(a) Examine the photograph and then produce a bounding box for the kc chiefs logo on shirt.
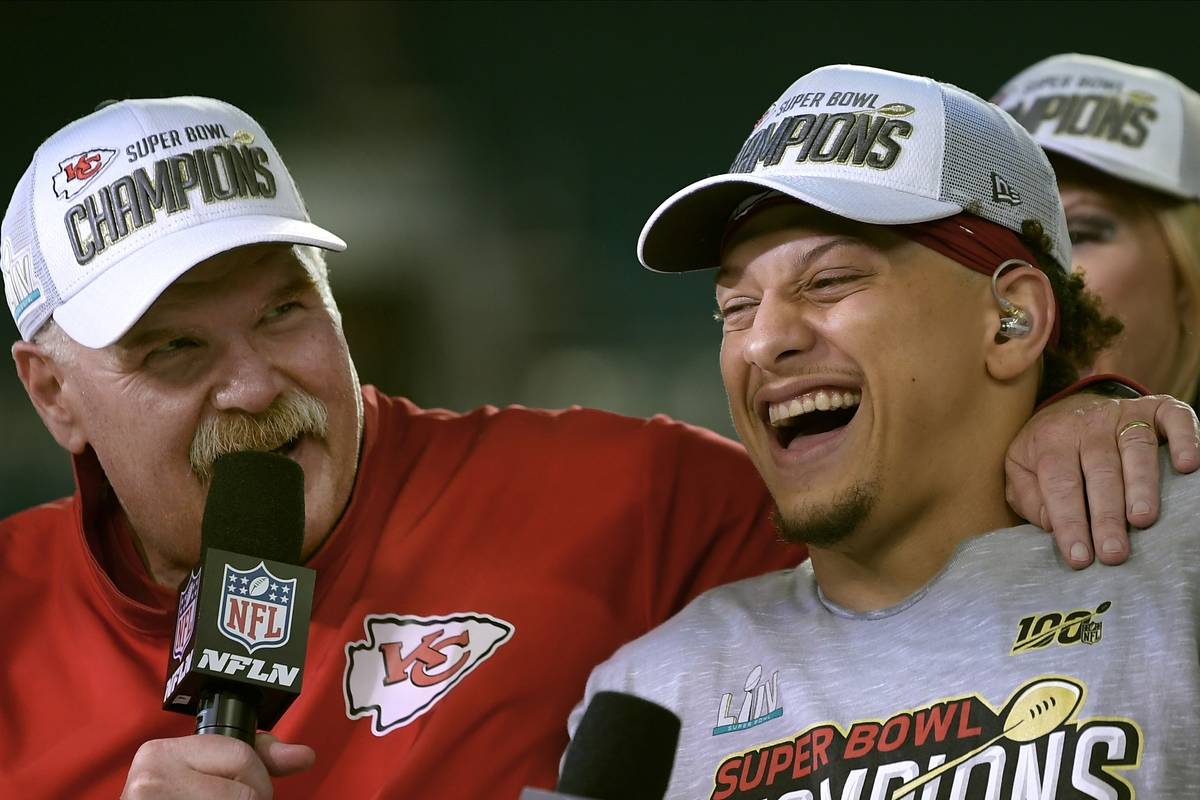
[343,612,515,734]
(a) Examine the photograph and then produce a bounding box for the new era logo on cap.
[1,96,346,348]
[996,54,1200,200]
[991,173,1023,206]
[637,64,1070,275]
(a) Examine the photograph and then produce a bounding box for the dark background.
[2,0,1197,514]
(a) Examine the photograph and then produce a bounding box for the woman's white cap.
[995,53,1200,200]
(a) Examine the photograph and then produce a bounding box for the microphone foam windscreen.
[200,451,305,564]
[558,691,681,800]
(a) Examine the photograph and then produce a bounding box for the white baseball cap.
[1,96,346,348]
[638,64,1071,274]
[995,54,1200,201]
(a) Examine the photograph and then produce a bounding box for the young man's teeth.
[769,390,862,426]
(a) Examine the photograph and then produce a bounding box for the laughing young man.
[570,65,1200,798]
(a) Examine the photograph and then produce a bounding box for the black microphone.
[162,451,316,745]
[543,691,681,800]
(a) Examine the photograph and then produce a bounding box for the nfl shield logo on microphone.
[218,562,297,654]
[172,569,201,660]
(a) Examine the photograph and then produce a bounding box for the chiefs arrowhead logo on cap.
[51,148,117,200]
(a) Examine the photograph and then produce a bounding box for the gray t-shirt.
[571,462,1199,799]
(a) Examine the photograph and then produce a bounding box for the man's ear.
[984,263,1056,382]
[12,340,89,454]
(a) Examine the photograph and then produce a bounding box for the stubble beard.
[772,481,880,549]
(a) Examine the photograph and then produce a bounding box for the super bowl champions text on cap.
[994,54,1200,202]
[62,122,275,265]
[1000,71,1157,148]
[729,90,914,174]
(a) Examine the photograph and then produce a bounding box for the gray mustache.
[190,391,329,481]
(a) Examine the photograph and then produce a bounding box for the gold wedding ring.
[1118,419,1155,439]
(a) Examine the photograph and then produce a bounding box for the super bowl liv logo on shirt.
[729,91,915,175]
[1002,73,1158,148]
[714,664,783,736]
[709,676,1142,800]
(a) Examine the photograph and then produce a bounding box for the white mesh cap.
[0,97,346,348]
[638,64,1070,274]
[995,54,1200,200]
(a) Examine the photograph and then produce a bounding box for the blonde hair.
[1152,202,1200,401]
[32,317,73,363]
[291,243,343,328]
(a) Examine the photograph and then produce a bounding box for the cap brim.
[53,215,347,349]
[1041,141,1194,200]
[637,173,962,273]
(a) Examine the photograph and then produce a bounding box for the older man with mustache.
[0,96,807,800]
